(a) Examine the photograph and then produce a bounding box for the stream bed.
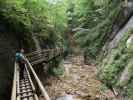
[43,55,117,100]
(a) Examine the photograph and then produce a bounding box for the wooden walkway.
[26,48,63,65]
[11,48,63,100]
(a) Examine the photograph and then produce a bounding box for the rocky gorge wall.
[98,1,133,99]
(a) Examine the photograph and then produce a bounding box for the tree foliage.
[0,0,68,48]
[73,0,122,59]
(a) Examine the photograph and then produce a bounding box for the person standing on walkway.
[15,48,26,79]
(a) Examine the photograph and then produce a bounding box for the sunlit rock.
[119,67,130,86]
[126,34,133,52]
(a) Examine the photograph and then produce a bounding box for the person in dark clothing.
[15,49,26,79]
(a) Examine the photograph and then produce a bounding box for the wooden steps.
[18,68,39,100]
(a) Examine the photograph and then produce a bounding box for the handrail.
[27,48,63,60]
[28,51,52,61]
[26,48,62,57]
[16,63,20,100]
[25,65,39,100]
[25,57,51,100]
[11,63,17,100]
[11,48,63,100]
[27,49,63,65]
[26,49,53,57]
[27,53,48,60]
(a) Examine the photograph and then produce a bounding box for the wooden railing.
[11,63,17,100]
[26,48,63,65]
[25,57,51,100]
[11,59,51,100]
[11,62,21,100]
[11,48,63,100]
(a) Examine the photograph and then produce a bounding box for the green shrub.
[74,1,121,60]
[52,66,64,76]
[99,29,132,85]
[127,80,133,100]
[48,58,64,76]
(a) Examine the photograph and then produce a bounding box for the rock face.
[0,33,19,100]
[103,1,133,53]
[108,16,133,51]
[99,2,133,99]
